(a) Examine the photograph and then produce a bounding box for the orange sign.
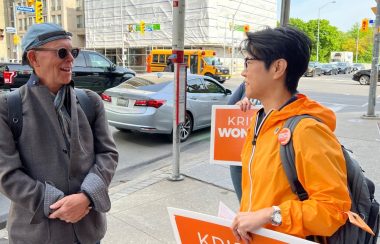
[210,105,258,165]
[168,207,316,244]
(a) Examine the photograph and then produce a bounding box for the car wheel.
[179,112,193,142]
[358,75,370,85]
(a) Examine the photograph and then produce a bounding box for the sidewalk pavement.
[0,111,379,243]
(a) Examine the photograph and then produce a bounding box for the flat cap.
[22,23,72,64]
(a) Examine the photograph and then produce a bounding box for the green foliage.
[289,18,373,63]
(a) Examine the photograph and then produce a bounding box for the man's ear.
[26,50,39,68]
[273,59,287,80]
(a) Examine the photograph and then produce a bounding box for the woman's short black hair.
[240,26,312,94]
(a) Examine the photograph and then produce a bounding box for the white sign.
[5,27,16,34]
[16,6,35,13]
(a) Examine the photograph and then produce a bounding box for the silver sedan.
[102,72,232,141]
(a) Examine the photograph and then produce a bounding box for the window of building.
[51,15,55,23]
[77,15,84,28]
[44,16,47,23]
[56,0,61,10]
[76,0,83,10]
[24,18,28,30]
[28,17,33,26]
[51,0,57,11]
[18,19,23,31]
[56,15,61,25]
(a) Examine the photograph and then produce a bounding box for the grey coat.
[0,75,118,244]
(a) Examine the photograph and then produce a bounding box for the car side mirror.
[109,64,117,71]
[225,88,232,95]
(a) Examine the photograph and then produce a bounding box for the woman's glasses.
[31,47,80,59]
[244,57,259,70]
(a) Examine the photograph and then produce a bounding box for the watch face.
[273,212,282,224]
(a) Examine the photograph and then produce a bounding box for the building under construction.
[84,0,277,73]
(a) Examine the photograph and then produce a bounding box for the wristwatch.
[271,206,282,226]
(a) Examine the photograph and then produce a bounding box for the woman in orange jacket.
[231,26,351,243]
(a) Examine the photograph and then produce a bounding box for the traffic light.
[361,18,369,32]
[13,34,20,45]
[27,0,35,7]
[243,24,250,32]
[35,0,43,24]
[0,28,4,41]
[140,20,145,34]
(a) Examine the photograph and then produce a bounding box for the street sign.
[370,19,375,25]
[5,27,16,33]
[16,6,35,13]
[372,6,377,14]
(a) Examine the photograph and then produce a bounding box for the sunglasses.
[244,57,260,70]
[31,47,80,59]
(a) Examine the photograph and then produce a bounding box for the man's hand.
[49,193,92,223]
[236,97,252,112]
[231,207,273,244]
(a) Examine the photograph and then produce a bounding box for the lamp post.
[230,0,243,74]
[316,1,335,62]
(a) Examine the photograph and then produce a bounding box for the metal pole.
[230,0,243,74]
[169,0,185,181]
[317,10,320,62]
[355,25,359,63]
[365,0,380,117]
[13,2,19,61]
[279,0,291,26]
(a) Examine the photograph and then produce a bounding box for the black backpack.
[280,115,379,244]
[6,88,95,143]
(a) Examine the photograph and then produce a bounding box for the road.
[1,73,380,228]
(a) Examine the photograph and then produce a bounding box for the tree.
[290,18,342,62]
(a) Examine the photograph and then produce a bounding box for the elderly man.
[0,23,118,243]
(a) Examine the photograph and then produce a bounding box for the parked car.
[304,62,322,77]
[0,63,33,89]
[321,63,338,75]
[352,67,380,85]
[0,50,136,94]
[103,72,232,141]
[336,62,352,74]
[352,63,366,72]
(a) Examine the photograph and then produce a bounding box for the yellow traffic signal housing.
[243,24,250,32]
[13,34,20,45]
[35,1,44,24]
[140,21,145,34]
[361,18,369,32]
[27,0,35,7]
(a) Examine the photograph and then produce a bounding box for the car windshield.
[203,57,222,65]
[322,64,332,68]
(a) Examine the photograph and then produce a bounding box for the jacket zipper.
[247,110,272,212]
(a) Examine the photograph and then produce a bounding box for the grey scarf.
[54,85,71,153]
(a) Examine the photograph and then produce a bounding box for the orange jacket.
[240,94,351,238]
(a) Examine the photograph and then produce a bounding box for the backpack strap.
[7,90,23,143]
[74,88,96,127]
[280,114,319,201]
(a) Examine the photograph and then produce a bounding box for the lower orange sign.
[210,105,258,165]
[168,207,316,244]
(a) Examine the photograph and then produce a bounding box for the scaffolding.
[84,0,277,73]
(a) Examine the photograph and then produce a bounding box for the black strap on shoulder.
[280,114,319,201]
[74,88,96,127]
[7,90,23,143]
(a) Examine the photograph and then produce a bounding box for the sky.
[277,0,375,32]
